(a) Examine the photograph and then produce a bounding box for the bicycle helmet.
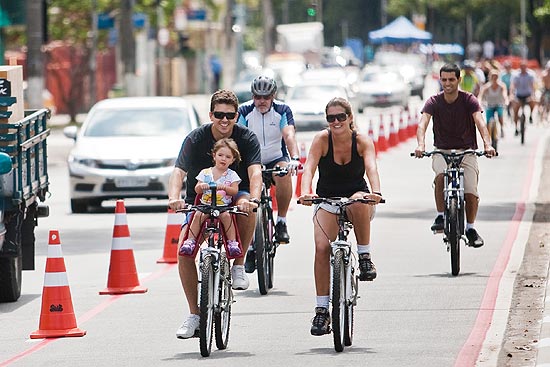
[251,75,277,96]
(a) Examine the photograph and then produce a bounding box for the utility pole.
[26,0,45,109]
[120,0,136,95]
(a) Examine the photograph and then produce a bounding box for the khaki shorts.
[432,150,479,197]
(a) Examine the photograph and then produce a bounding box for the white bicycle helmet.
[251,75,277,96]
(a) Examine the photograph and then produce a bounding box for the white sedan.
[63,97,200,213]
[357,69,411,112]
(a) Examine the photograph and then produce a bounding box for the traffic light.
[307,2,317,19]
[178,33,190,55]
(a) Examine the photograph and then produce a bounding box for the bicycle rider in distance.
[414,63,496,248]
[297,97,383,336]
[540,61,550,123]
[510,59,537,134]
[238,75,300,272]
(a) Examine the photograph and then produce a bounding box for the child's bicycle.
[178,183,248,357]
[298,196,384,352]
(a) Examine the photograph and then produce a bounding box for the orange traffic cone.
[407,113,415,138]
[100,200,147,295]
[30,230,86,339]
[398,114,408,142]
[388,116,399,147]
[377,115,388,152]
[157,208,184,264]
[367,120,378,156]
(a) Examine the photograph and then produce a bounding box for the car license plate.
[114,177,149,188]
[376,96,388,103]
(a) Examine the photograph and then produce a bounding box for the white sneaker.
[176,314,200,339]
[231,265,249,290]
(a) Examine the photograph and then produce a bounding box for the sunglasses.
[253,95,272,100]
[213,111,237,120]
[326,113,348,123]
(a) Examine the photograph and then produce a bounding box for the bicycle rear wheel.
[214,254,232,350]
[331,249,346,352]
[448,198,460,276]
[255,208,271,295]
[199,255,215,357]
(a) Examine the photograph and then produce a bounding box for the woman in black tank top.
[297,97,384,334]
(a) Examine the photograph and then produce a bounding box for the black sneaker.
[358,253,377,281]
[275,221,290,244]
[431,215,444,232]
[310,307,331,336]
[244,249,256,273]
[465,228,484,248]
[515,129,519,136]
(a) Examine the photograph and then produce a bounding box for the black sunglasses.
[326,113,348,123]
[213,111,237,120]
[253,95,272,100]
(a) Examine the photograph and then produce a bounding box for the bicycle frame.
[441,155,466,243]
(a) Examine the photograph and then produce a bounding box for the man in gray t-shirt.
[511,61,537,131]
[414,63,496,248]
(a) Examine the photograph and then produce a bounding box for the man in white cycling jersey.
[238,75,300,272]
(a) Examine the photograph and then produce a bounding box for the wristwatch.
[249,198,261,205]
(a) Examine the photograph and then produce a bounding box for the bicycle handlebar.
[262,165,291,177]
[176,204,248,217]
[297,196,385,206]
[410,149,498,158]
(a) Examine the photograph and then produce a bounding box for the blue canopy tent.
[368,16,432,44]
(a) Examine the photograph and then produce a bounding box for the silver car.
[63,97,200,213]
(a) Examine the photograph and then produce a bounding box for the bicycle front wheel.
[255,209,270,295]
[199,255,215,357]
[344,266,356,347]
[331,249,346,352]
[448,197,460,276]
[214,254,232,350]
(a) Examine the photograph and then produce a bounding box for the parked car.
[356,67,411,112]
[285,81,353,131]
[63,97,200,213]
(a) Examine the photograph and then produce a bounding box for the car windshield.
[84,108,191,137]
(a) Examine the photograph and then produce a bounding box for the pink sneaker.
[226,240,242,257]
[179,239,196,256]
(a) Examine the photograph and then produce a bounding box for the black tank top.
[316,130,369,197]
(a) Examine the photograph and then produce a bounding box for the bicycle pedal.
[432,229,444,234]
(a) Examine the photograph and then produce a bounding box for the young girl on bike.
[297,97,383,336]
[179,138,243,257]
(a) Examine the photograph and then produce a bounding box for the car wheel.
[71,199,88,213]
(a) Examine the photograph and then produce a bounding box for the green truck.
[0,108,50,302]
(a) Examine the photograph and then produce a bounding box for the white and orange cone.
[100,200,147,295]
[157,208,185,264]
[30,230,86,339]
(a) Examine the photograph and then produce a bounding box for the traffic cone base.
[100,200,148,295]
[30,230,86,339]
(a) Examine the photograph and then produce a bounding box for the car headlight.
[69,156,99,168]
